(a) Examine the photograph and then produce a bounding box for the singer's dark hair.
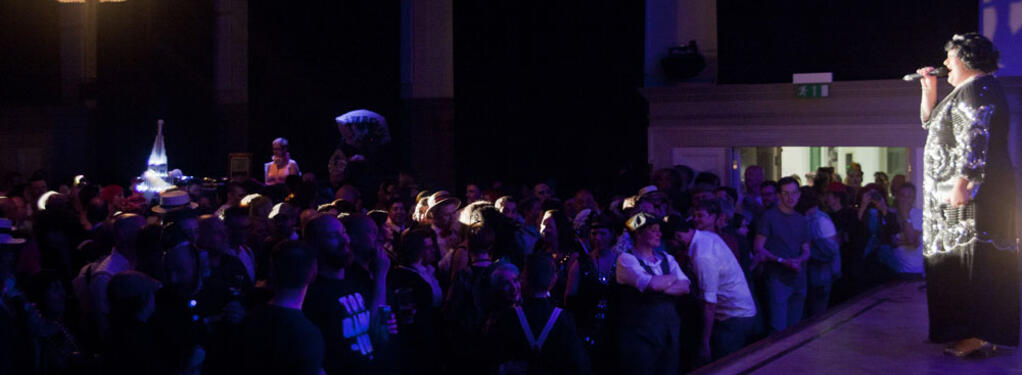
[945,32,999,73]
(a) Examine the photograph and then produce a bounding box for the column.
[214,0,249,168]
[401,0,455,188]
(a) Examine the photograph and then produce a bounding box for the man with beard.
[340,213,391,309]
[302,214,397,375]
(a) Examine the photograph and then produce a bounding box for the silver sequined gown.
[921,74,1019,345]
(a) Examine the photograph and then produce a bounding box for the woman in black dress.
[565,214,620,375]
[916,32,1019,356]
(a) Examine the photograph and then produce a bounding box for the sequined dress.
[921,75,1019,345]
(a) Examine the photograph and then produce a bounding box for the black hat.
[625,213,659,234]
[586,213,616,231]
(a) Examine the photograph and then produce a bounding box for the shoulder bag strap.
[534,307,562,351]
[514,306,538,349]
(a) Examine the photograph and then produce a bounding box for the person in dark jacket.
[388,228,442,374]
[486,254,591,375]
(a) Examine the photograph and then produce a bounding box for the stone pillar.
[53,2,95,180]
[401,0,455,188]
[214,0,249,172]
[58,0,97,105]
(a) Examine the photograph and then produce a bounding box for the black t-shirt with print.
[303,275,380,375]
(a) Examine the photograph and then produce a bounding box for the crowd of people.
[0,154,925,374]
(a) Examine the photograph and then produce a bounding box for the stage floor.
[693,280,1021,375]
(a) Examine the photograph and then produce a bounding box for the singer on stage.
[916,32,1019,357]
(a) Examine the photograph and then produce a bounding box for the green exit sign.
[796,83,829,98]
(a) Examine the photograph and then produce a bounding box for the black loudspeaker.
[661,40,706,81]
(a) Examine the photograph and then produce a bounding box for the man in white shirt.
[88,214,145,341]
[670,220,756,362]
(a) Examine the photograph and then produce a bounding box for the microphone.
[903,67,948,81]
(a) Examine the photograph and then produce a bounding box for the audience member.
[486,254,592,375]
[465,183,483,205]
[566,189,599,220]
[693,172,721,189]
[224,207,257,284]
[759,180,779,212]
[427,192,462,283]
[753,177,810,333]
[25,270,82,374]
[616,213,690,375]
[845,163,863,199]
[534,183,553,203]
[443,222,498,374]
[0,154,928,374]
[515,196,542,261]
[196,215,251,288]
[303,214,395,374]
[151,242,240,374]
[104,270,160,374]
[848,184,900,291]
[489,262,522,312]
[88,214,145,342]
[340,214,391,310]
[388,228,442,374]
[0,225,29,374]
[385,199,410,236]
[674,214,756,362]
[236,240,323,375]
[214,183,246,219]
[892,183,923,278]
[795,187,840,318]
[564,214,620,374]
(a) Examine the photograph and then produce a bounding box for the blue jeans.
[805,260,833,318]
[764,266,808,333]
[711,316,756,360]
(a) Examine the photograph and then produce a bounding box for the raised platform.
[693,281,1021,375]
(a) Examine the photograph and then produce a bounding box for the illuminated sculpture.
[136,119,176,194]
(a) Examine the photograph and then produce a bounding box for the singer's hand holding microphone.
[905,66,948,91]
[912,66,947,121]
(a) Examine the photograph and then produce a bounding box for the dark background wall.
[0,0,988,192]
[718,0,979,84]
[95,0,215,184]
[0,0,59,106]
[453,0,649,198]
[248,1,401,180]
